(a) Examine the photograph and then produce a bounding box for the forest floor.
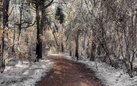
[78,59,137,86]
[1,54,137,86]
[0,55,53,86]
[36,54,103,86]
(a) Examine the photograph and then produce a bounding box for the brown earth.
[36,55,104,86]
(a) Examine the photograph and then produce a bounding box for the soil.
[36,55,104,86]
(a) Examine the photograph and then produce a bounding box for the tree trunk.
[36,3,42,61]
[83,32,86,54]
[12,6,15,53]
[19,4,22,37]
[75,31,79,60]
[12,26,15,52]
[3,0,9,27]
[90,42,95,61]
[69,40,72,56]
[61,42,64,52]
[1,0,10,73]
[0,1,2,59]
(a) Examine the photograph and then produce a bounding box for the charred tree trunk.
[1,0,9,73]
[35,0,53,61]
[69,41,72,56]
[19,4,22,37]
[75,31,79,60]
[12,24,15,52]
[3,0,9,27]
[70,50,72,56]
[12,7,15,53]
[61,42,64,52]
[36,3,42,61]
[90,42,96,61]
[0,1,2,59]
[86,33,91,58]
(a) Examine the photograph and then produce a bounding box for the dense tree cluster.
[0,0,137,77]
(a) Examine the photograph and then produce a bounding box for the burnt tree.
[1,0,10,73]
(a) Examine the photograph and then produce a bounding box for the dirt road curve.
[36,55,104,86]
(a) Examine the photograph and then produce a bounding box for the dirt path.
[36,55,104,86]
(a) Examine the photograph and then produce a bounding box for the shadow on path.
[36,55,104,86]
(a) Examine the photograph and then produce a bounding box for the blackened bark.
[36,3,42,61]
[70,50,72,56]
[75,31,79,60]
[36,0,53,61]
[12,27,15,52]
[90,42,96,61]
[19,5,22,36]
[61,42,64,52]
[1,0,10,72]
[69,41,72,56]
[3,0,9,27]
